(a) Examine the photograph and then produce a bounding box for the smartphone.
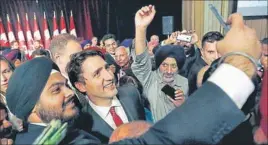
[177,34,192,43]
[161,84,176,99]
[209,4,230,33]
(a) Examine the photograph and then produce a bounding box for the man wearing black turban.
[131,20,189,122]
[6,57,101,144]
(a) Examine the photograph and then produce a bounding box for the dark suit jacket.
[187,54,207,95]
[114,81,246,144]
[15,124,101,145]
[15,82,246,145]
[75,84,146,143]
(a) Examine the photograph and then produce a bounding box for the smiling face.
[35,72,78,123]
[76,56,117,102]
[104,38,118,55]
[0,60,13,93]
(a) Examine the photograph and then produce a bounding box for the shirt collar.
[88,96,122,118]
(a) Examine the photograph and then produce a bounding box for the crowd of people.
[0,5,267,145]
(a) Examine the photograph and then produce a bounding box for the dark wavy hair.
[201,31,224,48]
[66,50,104,91]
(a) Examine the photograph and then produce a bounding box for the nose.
[167,65,172,73]
[64,86,75,100]
[1,74,7,82]
[104,69,114,80]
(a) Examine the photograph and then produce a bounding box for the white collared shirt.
[88,97,129,129]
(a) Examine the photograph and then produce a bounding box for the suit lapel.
[117,93,135,122]
[85,103,114,131]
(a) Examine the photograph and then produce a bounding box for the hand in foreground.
[168,89,185,107]
[216,13,261,59]
[135,5,156,29]
[0,138,13,145]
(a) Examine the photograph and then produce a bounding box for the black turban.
[154,45,186,70]
[6,57,60,121]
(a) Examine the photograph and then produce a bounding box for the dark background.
[0,0,182,41]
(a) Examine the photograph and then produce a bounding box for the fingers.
[140,5,155,16]
[0,138,13,145]
[227,13,244,29]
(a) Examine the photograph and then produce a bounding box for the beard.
[36,101,79,125]
[160,71,177,84]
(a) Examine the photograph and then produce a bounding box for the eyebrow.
[93,67,103,76]
[48,79,67,90]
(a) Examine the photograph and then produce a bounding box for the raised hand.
[216,13,261,59]
[135,5,156,28]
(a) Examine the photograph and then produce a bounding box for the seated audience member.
[31,49,51,59]
[91,36,98,47]
[0,102,14,145]
[5,5,263,145]
[81,40,91,50]
[67,50,145,143]
[132,10,189,122]
[187,31,223,95]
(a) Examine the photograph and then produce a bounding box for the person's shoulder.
[176,74,188,83]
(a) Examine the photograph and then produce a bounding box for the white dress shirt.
[208,63,255,109]
[88,97,129,129]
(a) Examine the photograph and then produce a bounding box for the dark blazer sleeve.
[112,82,246,145]
[117,84,146,121]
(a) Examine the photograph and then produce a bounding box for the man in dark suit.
[67,50,145,143]
[187,31,224,95]
[5,5,262,145]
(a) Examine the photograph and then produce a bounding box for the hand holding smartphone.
[161,84,176,99]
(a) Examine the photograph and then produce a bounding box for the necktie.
[110,106,123,127]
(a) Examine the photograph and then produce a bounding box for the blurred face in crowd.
[91,37,98,46]
[83,43,91,50]
[0,107,13,142]
[104,38,118,55]
[0,60,13,93]
[56,40,82,76]
[11,42,19,50]
[150,35,159,43]
[34,41,41,50]
[76,56,117,105]
[35,72,78,123]
[201,42,219,65]
[115,46,130,68]
[262,43,268,56]
[159,57,178,83]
